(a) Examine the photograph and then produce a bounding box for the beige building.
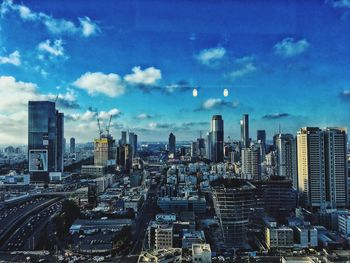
[192,243,211,263]
[297,127,347,210]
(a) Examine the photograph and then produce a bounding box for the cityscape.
[2,0,350,263]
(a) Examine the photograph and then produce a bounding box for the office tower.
[190,141,197,157]
[297,127,347,210]
[197,137,205,157]
[253,177,296,223]
[124,144,132,172]
[257,130,266,146]
[70,137,76,153]
[241,144,261,180]
[168,133,176,155]
[240,114,249,148]
[275,134,297,188]
[28,101,64,183]
[210,115,224,163]
[212,179,255,246]
[133,133,138,157]
[121,131,127,146]
[257,129,266,160]
[94,135,116,166]
[206,132,211,160]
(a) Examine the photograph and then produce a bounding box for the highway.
[0,197,63,250]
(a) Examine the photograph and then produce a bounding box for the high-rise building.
[121,131,127,146]
[94,135,116,166]
[70,137,76,153]
[197,137,205,157]
[297,127,347,210]
[168,133,176,155]
[212,179,255,246]
[275,134,297,188]
[241,144,261,180]
[240,114,249,148]
[128,132,138,157]
[28,101,64,183]
[190,141,197,157]
[210,115,224,163]
[63,137,66,153]
[117,144,132,172]
[257,130,266,146]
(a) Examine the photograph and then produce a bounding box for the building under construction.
[94,116,116,167]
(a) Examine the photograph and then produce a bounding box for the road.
[0,198,62,251]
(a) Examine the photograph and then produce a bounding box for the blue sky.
[1,0,350,144]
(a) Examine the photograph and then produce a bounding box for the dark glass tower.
[241,114,249,148]
[28,101,64,183]
[70,137,76,153]
[210,115,224,163]
[168,133,176,155]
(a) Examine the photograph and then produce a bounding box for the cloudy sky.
[1,0,350,144]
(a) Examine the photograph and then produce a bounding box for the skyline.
[1,0,350,144]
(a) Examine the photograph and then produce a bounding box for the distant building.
[117,144,132,172]
[28,101,64,183]
[148,221,174,249]
[168,133,176,155]
[212,179,255,246]
[264,218,294,250]
[197,137,205,157]
[129,132,138,157]
[210,115,224,163]
[190,141,197,157]
[297,127,347,210]
[121,131,127,146]
[295,225,318,248]
[70,137,75,153]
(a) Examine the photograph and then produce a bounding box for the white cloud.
[73,72,125,97]
[0,0,100,37]
[0,50,21,66]
[98,108,121,119]
[274,37,310,58]
[79,16,100,37]
[137,113,152,120]
[195,47,226,66]
[229,62,256,80]
[38,39,65,57]
[202,98,224,110]
[124,66,162,86]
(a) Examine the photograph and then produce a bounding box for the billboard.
[29,149,48,172]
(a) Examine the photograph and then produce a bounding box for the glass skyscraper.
[28,101,64,182]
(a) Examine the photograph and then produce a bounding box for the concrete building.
[297,127,347,210]
[295,225,318,248]
[81,165,105,177]
[264,219,294,250]
[138,248,182,263]
[241,144,261,180]
[212,179,255,246]
[94,135,116,167]
[148,221,174,249]
[192,243,211,263]
[338,211,350,237]
[275,133,297,189]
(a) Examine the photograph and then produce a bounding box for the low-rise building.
[192,243,211,263]
[138,248,182,263]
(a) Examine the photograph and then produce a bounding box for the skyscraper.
[241,144,261,180]
[240,114,249,148]
[210,115,224,163]
[94,135,116,166]
[121,131,127,146]
[257,130,266,146]
[168,133,176,155]
[28,101,64,182]
[275,133,297,188]
[70,137,76,154]
[297,127,347,210]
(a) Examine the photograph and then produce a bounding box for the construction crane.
[105,115,113,136]
[97,118,103,138]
